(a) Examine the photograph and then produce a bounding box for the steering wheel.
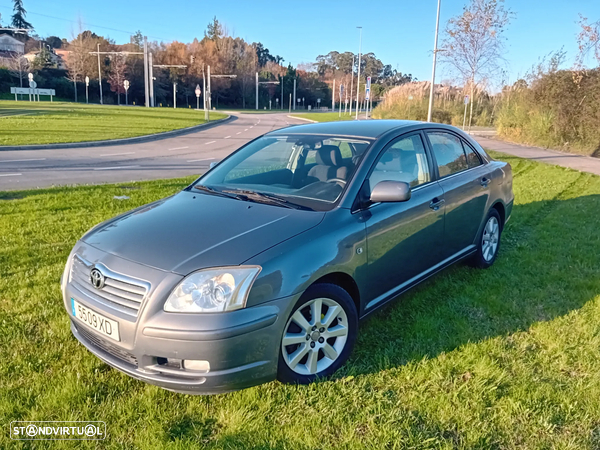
[327,178,347,186]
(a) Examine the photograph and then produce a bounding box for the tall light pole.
[97,43,103,105]
[143,36,150,107]
[355,26,362,121]
[427,0,442,123]
[349,55,354,116]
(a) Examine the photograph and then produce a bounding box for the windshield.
[194,134,372,211]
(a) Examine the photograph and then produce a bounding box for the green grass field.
[0,101,227,146]
[1,153,600,449]
[291,112,356,123]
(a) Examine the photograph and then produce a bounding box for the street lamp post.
[97,43,103,105]
[355,27,362,121]
[85,76,89,104]
[427,0,442,123]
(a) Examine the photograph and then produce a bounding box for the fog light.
[182,359,210,373]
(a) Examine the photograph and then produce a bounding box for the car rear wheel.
[277,283,358,384]
[470,208,502,268]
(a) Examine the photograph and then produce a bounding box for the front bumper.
[64,244,300,394]
[69,295,296,394]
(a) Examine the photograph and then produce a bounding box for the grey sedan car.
[61,120,513,394]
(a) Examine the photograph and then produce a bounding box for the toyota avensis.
[61,120,514,394]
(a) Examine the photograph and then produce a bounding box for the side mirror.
[370,180,412,203]
[209,161,218,170]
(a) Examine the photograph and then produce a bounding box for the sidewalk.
[473,136,600,177]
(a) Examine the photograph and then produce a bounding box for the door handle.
[429,198,445,211]
[481,177,490,187]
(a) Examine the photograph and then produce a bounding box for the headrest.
[316,145,343,167]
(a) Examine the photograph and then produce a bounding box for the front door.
[363,133,445,309]
[425,131,490,258]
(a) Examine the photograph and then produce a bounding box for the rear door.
[362,132,445,308]
[425,131,490,258]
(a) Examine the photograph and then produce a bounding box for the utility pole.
[97,43,103,105]
[289,93,291,113]
[332,79,335,112]
[355,27,362,120]
[281,75,284,110]
[203,66,208,121]
[143,36,149,107]
[208,65,211,112]
[349,55,354,116]
[293,78,296,111]
[257,75,280,110]
[149,52,155,107]
[173,82,177,109]
[427,0,441,123]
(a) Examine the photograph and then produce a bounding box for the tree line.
[0,11,414,108]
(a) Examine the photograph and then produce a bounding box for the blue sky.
[1,0,599,83]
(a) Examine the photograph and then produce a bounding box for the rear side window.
[463,143,482,168]
[427,132,469,177]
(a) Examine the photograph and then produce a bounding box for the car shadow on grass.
[329,194,600,380]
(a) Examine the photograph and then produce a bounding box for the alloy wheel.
[482,216,500,262]
[281,297,349,376]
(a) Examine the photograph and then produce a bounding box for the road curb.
[287,115,318,123]
[0,114,234,151]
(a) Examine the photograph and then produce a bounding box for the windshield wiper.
[193,185,243,200]
[222,189,312,210]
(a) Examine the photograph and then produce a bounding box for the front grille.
[75,323,138,367]
[70,255,149,317]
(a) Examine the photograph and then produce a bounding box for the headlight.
[60,254,73,296]
[164,266,261,313]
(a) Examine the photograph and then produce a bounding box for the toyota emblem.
[90,268,105,289]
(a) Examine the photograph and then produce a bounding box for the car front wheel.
[277,283,358,384]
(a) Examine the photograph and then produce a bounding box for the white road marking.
[168,146,189,151]
[2,158,46,162]
[0,173,22,177]
[99,152,135,157]
[236,132,241,135]
[244,129,248,131]
[249,126,253,128]
[93,165,140,171]
[204,141,216,145]
[224,136,231,139]
[187,158,215,163]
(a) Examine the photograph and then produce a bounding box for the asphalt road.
[3,116,599,191]
[0,113,305,191]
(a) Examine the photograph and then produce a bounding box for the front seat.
[307,145,348,183]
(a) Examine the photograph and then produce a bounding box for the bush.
[496,68,600,155]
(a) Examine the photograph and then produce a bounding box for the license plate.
[71,298,120,341]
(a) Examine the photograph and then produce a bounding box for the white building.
[0,34,25,54]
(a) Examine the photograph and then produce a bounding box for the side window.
[368,134,430,193]
[463,142,482,168]
[427,132,468,177]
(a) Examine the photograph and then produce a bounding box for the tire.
[470,208,502,269]
[277,283,358,384]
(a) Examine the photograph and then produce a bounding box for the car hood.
[83,191,325,275]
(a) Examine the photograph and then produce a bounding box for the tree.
[205,17,224,41]
[576,15,600,68]
[7,53,29,88]
[108,54,127,104]
[11,0,32,30]
[440,0,513,128]
[46,36,63,49]
[31,45,54,70]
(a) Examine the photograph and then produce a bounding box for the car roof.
[267,119,423,139]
